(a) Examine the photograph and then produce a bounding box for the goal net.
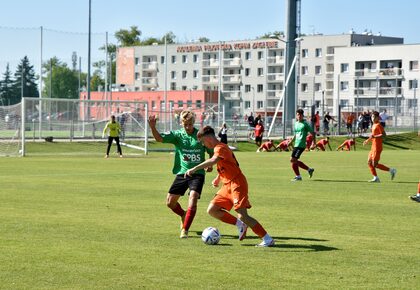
[16,97,149,157]
[0,103,22,156]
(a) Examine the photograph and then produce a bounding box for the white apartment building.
[116,33,420,122]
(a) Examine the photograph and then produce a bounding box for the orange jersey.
[346,115,355,124]
[317,138,329,146]
[345,139,355,146]
[261,141,274,150]
[371,123,384,151]
[214,143,242,183]
[279,139,290,149]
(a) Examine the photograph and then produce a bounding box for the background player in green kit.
[289,109,316,181]
[148,110,213,238]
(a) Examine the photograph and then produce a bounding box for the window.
[196,100,202,108]
[169,101,174,109]
[181,86,187,90]
[340,81,349,91]
[245,52,251,60]
[182,71,187,79]
[151,101,156,108]
[257,101,263,109]
[340,99,349,107]
[182,55,188,63]
[192,85,198,90]
[171,55,176,63]
[301,66,308,75]
[341,63,349,73]
[160,56,165,64]
[245,68,250,76]
[410,61,418,71]
[160,101,165,110]
[301,100,307,108]
[408,99,418,108]
[245,85,251,92]
[135,57,140,65]
[257,84,263,92]
[315,66,322,75]
[170,82,176,90]
[258,68,264,76]
[177,100,183,107]
[193,70,198,78]
[314,83,321,91]
[193,54,199,63]
[258,51,264,60]
[187,100,192,107]
[171,71,176,79]
[302,49,309,58]
[245,101,251,109]
[301,83,308,92]
[315,48,322,57]
[135,72,140,80]
[409,79,418,89]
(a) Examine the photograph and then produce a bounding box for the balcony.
[142,62,158,71]
[202,75,219,84]
[355,68,404,79]
[267,89,283,99]
[222,91,241,100]
[378,68,403,78]
[222,74,242,84]
[354,87,403,96]
[141,77,158,86]
[223,58,242,67]
[267,56,284,65]
[267,73,284,82]
[325,54,334,64]
[202,59,220,68]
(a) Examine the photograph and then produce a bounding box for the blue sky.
[1,0,419,74]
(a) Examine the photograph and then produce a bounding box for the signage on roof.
[176,41,279,53]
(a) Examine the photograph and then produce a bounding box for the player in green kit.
[148,110,213,238]
[290,109,316,181]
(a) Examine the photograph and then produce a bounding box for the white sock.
[417,193,420,197]
[235,219,243,228]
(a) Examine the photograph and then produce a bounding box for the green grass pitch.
[0,141,419,288]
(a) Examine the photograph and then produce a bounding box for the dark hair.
[197,126,215,139]
[372,111,380,117]
[296,109,304,115]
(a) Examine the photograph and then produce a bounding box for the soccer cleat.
[409,195,420,203]
[119,155,123,158]
[237,222,248,241]
[368,177,380,183]
[180,229,188,239]
[390,168,397,180]
[308,168,315,178]
[104,155,109,158]
[291,176,302,182]
[256,239,275,247]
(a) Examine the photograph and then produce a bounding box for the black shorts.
[346,123,352,129]
[255,136,263,143]
[168,174,205,197]
[291,147,305,159]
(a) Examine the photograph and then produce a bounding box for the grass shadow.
[240,243,339,252]
[312,179,366,183]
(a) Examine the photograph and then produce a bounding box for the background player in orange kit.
[337,138,356,151]
[185,126,275,247]
[257,139,275,152]
[276,138,293,152]
[363,111,396,183]
[315,137,332,151]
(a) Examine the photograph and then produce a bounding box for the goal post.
[16,97,149,157]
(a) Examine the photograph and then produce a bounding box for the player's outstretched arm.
[185,155,221,177]
[148,115,163,142]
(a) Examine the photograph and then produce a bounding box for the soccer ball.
[201,227,221,245]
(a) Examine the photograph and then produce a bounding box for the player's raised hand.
[148,115,157,127]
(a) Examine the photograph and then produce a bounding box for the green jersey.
[293,120,313,148]
[161,128,212,175]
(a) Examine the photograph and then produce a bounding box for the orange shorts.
[211,173,251,211]
[368,149,382,162]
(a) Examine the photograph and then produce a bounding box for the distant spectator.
[379,109,388,128]
[218,123,228,144]
[346,113,355,136]
[323,112,335,135]
[254,120,264,147]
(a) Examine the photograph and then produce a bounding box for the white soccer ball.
[201,227,221,245]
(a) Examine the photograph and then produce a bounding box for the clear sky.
[1,0,419,74]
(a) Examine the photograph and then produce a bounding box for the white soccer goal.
[1,98,149,157]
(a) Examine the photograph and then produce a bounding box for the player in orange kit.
[185,126,275,247]
[363,111,396,183]
[315,137,332,151]
[276,138,293,152]
[257,139,275,152]
[409,182,420,203]
[337,138,356,151]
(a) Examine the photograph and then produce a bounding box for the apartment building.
[116,33,407,119]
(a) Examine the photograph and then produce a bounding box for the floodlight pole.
[87,0,92,120]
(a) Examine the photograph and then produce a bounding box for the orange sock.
[376,164,390,171]
[220,212,237,225]
[417,182,420,194]
[368,163,377,176]
[251,222,267,238]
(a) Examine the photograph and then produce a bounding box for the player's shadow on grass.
[240,244,339,252]
[313,179,366,183]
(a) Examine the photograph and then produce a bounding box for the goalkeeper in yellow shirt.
[103,115,123,158]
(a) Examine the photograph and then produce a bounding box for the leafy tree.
[11,56,39,105]
[42,57,83,99]
[114,26,142,46]
[0,63,15,106]
[198,37,210,43]
[161,31,176,44]
[257,31,285,39]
